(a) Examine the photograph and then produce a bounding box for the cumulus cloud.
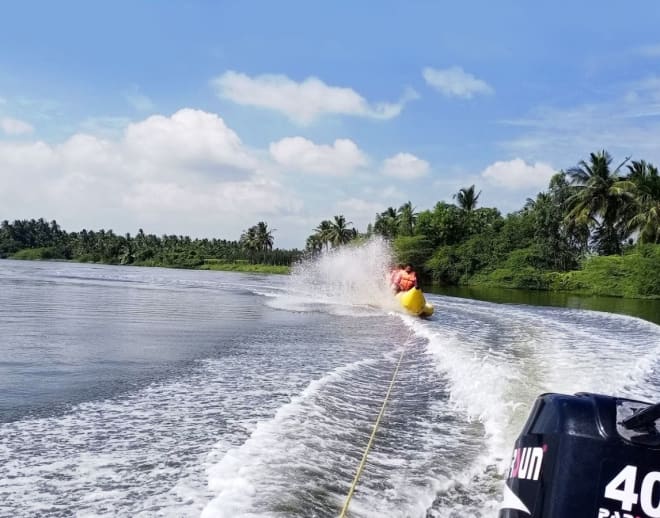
[481,158,556,189]
[1,117,34,135]
[123,178,296,216]
[0,109,301,242]
[123,108,258,177]
[423,66,493,98]
[269,137,368,175]
[212,71,417,124]
[381,152,430,179]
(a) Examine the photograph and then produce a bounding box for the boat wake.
[220,240,660,517]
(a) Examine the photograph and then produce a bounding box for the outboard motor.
[500,392,660,518]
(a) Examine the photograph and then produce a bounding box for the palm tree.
[327,215,355,247]
[565,150,632,254]
[314,220,333,250]
[625,160,660,244]
[240,226,258,252]
[454,185,481,212]
[374,206,400,239]
[255,221,275,251]
[305,234,324,253]
[398,201,417,236]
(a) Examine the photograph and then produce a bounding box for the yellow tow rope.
[338,346,406,518]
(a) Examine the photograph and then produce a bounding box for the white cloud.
[124,86,155,112]
[123,178,297,216]
[269,137,368,175]
[381,152,430,179]
[123,108,259,177]
[0,109,302,245]
[1,117,34,135]
[212,71,417,124]
[423,66,493,98]
[481,158,556,190]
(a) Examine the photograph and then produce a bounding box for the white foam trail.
[202,357,379,518]
[398,297,660,515]
[404,317,525,469]
[0,358,315,518]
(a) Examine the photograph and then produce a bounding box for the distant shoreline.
[4,256,291,275]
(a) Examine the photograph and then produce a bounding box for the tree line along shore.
[1,150,659,299]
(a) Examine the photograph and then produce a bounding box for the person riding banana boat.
[390,263,434,317]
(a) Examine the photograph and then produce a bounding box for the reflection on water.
[428,285,660,325]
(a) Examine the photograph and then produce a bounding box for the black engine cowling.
[499,392,660,518]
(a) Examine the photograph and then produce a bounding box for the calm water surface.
[1,250,659,517]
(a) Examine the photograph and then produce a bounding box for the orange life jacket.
[390,269,402,284]
[398,271,416,291]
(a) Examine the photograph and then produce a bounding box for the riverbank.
[7,250,291,275]
[462,245,660,300]
[199,262,290,274]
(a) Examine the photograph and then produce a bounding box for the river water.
[1,241,659,517]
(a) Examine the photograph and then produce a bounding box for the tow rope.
[338,346,406,517]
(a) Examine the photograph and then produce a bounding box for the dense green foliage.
[358,151,660,298]
[0,219,301,269]
[550,245,660,298]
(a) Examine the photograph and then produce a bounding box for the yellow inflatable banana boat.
[396,287,434,317]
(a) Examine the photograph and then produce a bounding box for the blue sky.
[1,1,660,247]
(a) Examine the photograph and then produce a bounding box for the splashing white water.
[274,238,400,312]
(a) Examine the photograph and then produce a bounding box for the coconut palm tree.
[625,160,660,244]
[255,221,275,251]
[327,215,355,247]
[454,185,481,212]
[398,201,417,236]
[239,226,258,252]
[565,150,632,254]
[305,234,324,253]
[374,206,400,238]
[314,220,333,251]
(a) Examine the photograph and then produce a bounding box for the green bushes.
[11,246,69,260]
[199,262,290,274]
[450,244,660,298]
[393,235,433,273]
[549,245,660,298]
[469,245,554,290]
